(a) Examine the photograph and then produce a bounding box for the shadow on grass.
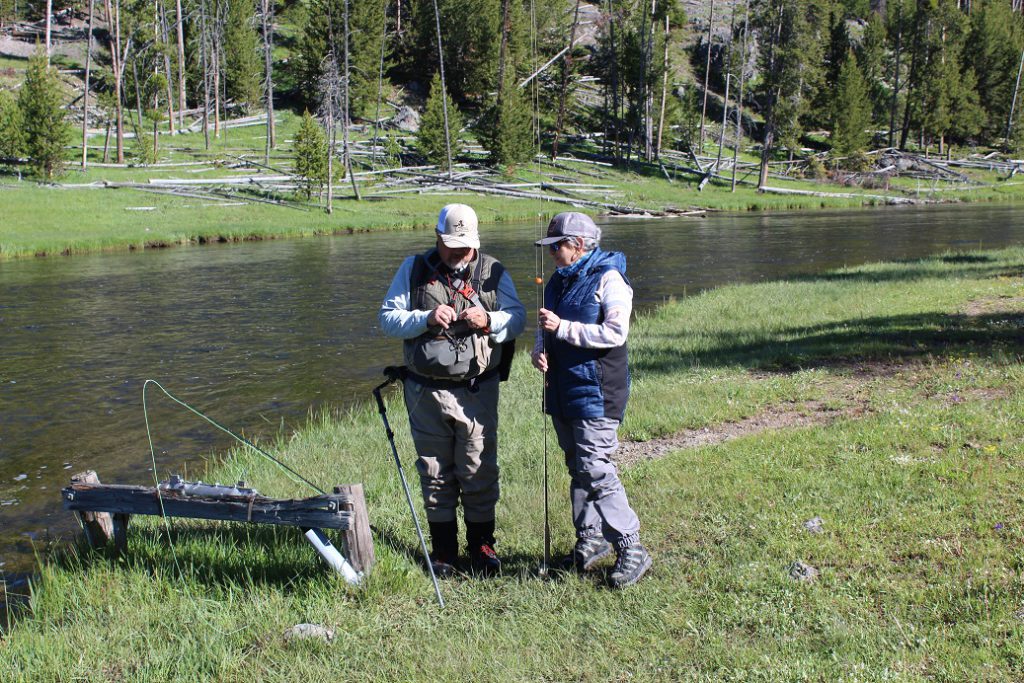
[47,522,333,590]
[635,310,1024,377]
[783,257,1023,286]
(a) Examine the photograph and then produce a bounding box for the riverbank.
[4,113,1024,261]
[3,246,1022,680]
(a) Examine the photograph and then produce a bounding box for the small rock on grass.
[803,517,824,534]
[789,561,819,582]
[283,623,335,643]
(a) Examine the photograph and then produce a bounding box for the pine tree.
[753,0,828,187]
[0,90,25,159]
[223,0,262,112]
[479,73,536,169]
[417,72,462,169]
[18,51,69,178]
[296,0,387,117]
[411,0,501,105]
[293,110,329,199]
[857,11,889,123]
[965,0,1024,140]
[831,51,871,163]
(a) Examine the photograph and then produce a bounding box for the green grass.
[4,110,1024,260]
[3,247,1024,680]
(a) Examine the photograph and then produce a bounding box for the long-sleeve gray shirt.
[380,254,526,343]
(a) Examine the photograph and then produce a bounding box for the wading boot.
[610,543,652,589]
[466,519,501,577]
[561,536,613,572]
[428,520,459,578]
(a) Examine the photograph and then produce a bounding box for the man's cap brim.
[441,234,480,248]
[535,236,565,246]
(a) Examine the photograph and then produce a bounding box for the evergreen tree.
[857,10,889,123]
[753,0,828,186]
[0,90,25,159]
[411,0,501,105]
[295,0,388,117]
[965,0,1024,140]
[223,0,263,112]
[479,72,536,168]
[18,51,70,178]
[293,110,329,199]
[831,51,871,162]
[417,72,462,169]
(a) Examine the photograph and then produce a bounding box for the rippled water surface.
[2,203,1023,571]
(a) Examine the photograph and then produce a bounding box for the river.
[2,203,1023,573]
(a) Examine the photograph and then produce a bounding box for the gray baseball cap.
[535,212,601,246]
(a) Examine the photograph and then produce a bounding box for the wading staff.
[372,366,445,607]
[536,246,551,578]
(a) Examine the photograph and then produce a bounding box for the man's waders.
[372,366,445,607]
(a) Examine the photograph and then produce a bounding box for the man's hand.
[538,308,561,333]
[531,351,548,372]
[428,304,457,330]
[459,306,489,331]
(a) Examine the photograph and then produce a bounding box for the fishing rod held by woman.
[532,212,652,589]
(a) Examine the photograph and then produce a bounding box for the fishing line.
[140,378,330,639]
[536,224,551,577]
[142,379,326,496]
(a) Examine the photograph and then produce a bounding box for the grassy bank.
[4,111,1024,260]
[2,247,1023,680]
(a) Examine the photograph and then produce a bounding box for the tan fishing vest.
[403,249,504,380]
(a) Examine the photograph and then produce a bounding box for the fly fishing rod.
[372,366,445,607]
[536,242,551,578]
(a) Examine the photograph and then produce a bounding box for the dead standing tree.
[259,0,276,161]
[553,0,582,160]
[82,0,95,168]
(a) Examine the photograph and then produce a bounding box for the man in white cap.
[380,203,525,577]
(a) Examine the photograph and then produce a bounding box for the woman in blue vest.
[532,212,652,588]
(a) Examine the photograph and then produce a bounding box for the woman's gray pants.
[552,415,640,549]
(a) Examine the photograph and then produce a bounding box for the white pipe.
[304,527,361,585]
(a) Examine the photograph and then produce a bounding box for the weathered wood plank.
[62,483,353,530]
[69,471,113,549]
[336,484,374,575]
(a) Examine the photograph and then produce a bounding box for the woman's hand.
[538,308,561,333]
[531,351,548,372]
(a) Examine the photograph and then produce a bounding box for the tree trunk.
[430,0,454,176]
[159,0,175,133]
[82,0,95,169]
[175,0,186,130]
[44,0,51,64]
[698,0,715,151]
[888,2,902,148]
[260,0,276,160]
[343,0,360,200]
[655,13,669,160]
[731,0,750,192]
[552,0,582,160]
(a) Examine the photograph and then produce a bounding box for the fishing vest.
[404,249,505,381]
[544,249,630,421]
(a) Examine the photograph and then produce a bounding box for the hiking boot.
[610,544,652,588]
[429,551,458,579]
[428,520,459,579]
[466,519,501,576]
[561,536,613,572]
[469,542,502,576]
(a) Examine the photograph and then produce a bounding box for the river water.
[2,203,1023,573]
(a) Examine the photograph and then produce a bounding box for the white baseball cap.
[436,204,480,249]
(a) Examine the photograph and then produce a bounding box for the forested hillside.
[1,0,1024,181]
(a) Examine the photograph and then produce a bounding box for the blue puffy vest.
[544,249,630,421]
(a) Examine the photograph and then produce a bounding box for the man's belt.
[405,367,500,391]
